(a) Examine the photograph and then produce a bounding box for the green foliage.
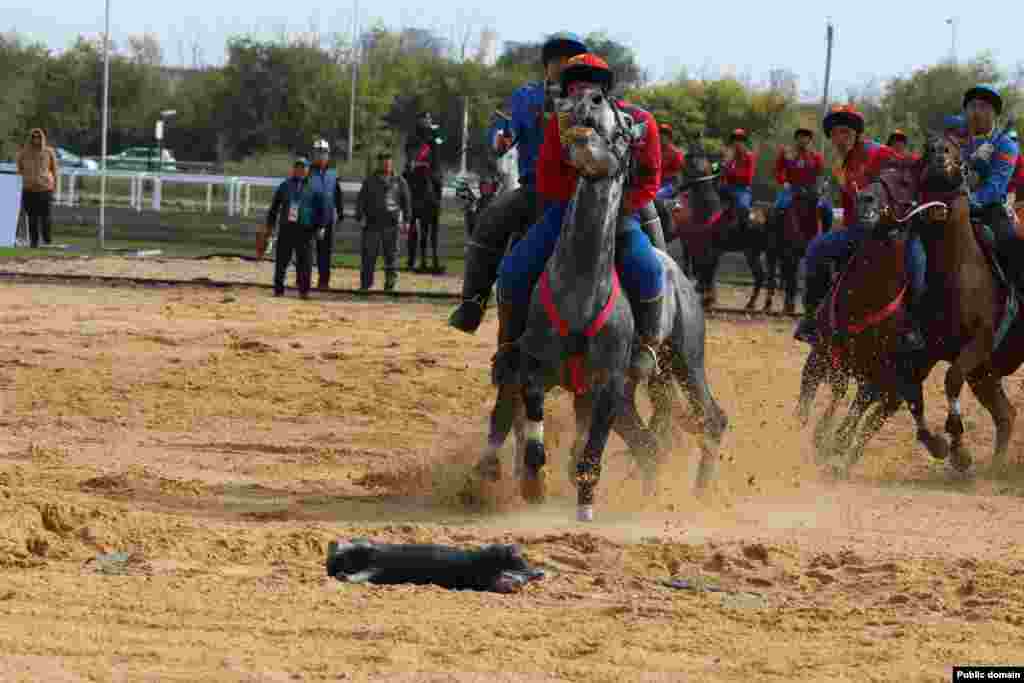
[4,25,1022,191]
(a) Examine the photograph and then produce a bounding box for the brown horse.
[800,133,1024,476]
[796,149,953,475]
[773,185,823,314]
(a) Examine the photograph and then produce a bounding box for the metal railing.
[0,163,458,218]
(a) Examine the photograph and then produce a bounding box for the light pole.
[155,109,176,172]
[98,0,111,249]
[946,17,958,64]
[348,0,358,162]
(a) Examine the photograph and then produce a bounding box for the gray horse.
[476,88,728,522]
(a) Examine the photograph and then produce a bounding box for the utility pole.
[99,0,111,249]
[460,96,469,176]
[946,18,958,64]
[820,20,834,158]
[347,0,358,162]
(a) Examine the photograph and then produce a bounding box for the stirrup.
[630,342,660,377]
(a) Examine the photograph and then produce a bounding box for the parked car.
[55,147,99,170]
[105,147,177,173]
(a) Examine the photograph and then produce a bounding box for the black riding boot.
[629,295,663,379]
[491,300,527,386]
[793,270,830,344]
[448,243,504,333]
[898,290,927,353]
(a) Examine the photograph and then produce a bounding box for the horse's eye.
[591,94,603,105]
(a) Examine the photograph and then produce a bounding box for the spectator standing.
[356,152,412,291]
[15,128,58,248]
[266,157,320,299]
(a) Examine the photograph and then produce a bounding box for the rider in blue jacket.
[448,32,588,336]
[961,84,1022,291]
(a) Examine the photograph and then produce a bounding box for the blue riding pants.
[773,187,793,211]
[818,195,834,231]
[498,201,665,309]
[722,185,752,211]
[804,222,926,299]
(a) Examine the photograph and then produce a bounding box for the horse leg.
[519,353,548,503]
[477,381,520,482]
[845,391,903,470]
[943,332,997,474]
[784,249,800,314]
[814,364,849,462]
[744,248,763,310]
[943,368,971,473]
[829,382,881,477]
[567,393,593,489]
[670,342,728,494]
[612,378,661,495]
[648,368,677,447]
[576,376,625,522]
[796,347,826,427]
[900,378,949,461]
[763,246,778,312]
[966,370,1016,474]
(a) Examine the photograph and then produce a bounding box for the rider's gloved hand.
[973,142,995,162]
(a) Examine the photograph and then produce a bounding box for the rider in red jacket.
[499,53,666,380]
[886,130,921,162]
[659,123,686,190]
[721,130,756,232]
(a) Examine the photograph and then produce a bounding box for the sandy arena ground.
[1,259,1023,682]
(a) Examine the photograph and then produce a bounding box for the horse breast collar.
[538,269,621,395]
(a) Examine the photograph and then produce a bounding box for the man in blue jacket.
[447,32,588,334]
[309,138,344,291]
[960,84,1023,290]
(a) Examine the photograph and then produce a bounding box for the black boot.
[448,243,503,334]
[794,270,829,344]
[629,295,663,379]
[898,291,927,353]
[491,300,527,386]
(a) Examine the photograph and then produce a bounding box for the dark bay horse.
[799,133,1024,476]
[476,90,728,522]
[665,145,775,310]
[772,184,824,314]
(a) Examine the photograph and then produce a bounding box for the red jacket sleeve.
[1010,155,1024,194]
[812,151,824,178]
[774,147,787,185]
[864,143,900,179]
[733,150,756,185]
[536,113,577,203]
[625,108,661,211]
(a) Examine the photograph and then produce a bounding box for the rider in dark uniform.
[403,112,444,272]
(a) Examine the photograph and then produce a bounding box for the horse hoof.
[520,467,546,503]
[745,300,756,311]
[950,445,973,473]
[576,505,594,523]
[784,303,796,315]
[763,299,773,312]
[475,453,502,482]
[917,430,949,461]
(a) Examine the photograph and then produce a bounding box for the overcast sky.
[7,0,1022,97]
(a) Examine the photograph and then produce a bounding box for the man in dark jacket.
[356,152,412,291]
[266,157,319,299]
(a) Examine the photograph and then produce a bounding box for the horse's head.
[560,87,633,179]
[920,131,966,195]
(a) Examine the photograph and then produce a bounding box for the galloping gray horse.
[476,88,728,522]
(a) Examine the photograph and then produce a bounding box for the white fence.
[0,163,457,218]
